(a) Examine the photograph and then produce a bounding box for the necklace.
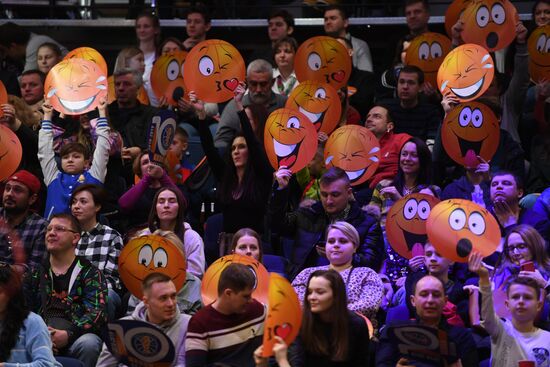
[403,184,418,196]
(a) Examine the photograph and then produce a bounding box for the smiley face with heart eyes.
[118,235,187,299]
[264,108,318,173]
[285,80,341,134]
[386,194,441,259]
[294,36,352,90]
[183,39,245,103]
[441,101,500,167]
[528,25,550,83]
[438,43,495,102]
[427,199,500,262]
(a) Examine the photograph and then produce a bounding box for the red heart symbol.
[331,70,346,83]
[224,78,239,91]
[274,323,292,339]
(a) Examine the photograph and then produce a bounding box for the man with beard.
[214,59,287,149]
[0,170,47,270]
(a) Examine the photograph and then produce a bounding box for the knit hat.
[7,170,41,194]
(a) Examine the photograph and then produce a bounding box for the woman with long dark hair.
[269,269,370,366]
[188,84,273,248]
[0,264,60,365]
[367,137,439,285]
[140,186,205,278]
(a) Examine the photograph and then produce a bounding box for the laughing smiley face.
[119,235,187,299]
[183,39,245,103]
[386,193,441,259]
[264,108,318,173]
[441,101,500,168]
[45,58,107,115]
[323,125,380,186]
[285,80,341,134]
[437,43,495,102]
[294,36,352,90]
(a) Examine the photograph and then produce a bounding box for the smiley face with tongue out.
[264,108,318,173]
[285,80,341,135]
[294,36,352,91]
[441,101,500,168]
[386,193,441,259]
[427,199,500,263]
[437,43,494,102]
[183,39,245,103]
[323,125,381,186]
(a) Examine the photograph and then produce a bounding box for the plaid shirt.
[76,222,123,290]
[0,208,47,269]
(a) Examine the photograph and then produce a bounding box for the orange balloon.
[183,39,245,103]
[151,51,188,106]
[323,125,380,186]
[0,80,7,118]
[386,194,441,259]
[441,101,500,168]
[0,124,22,181]
[119,235,187,299]
[405,32,452,87]
[445,0,474,38]
[285,80,341,134]
[427,199,500,262]
[64,47,108,76]
[294,36,352,90]
[262,273,302,357]
[201,254,269,305]
[460,0,518,52]
[107,75,150,105]
[437,44,494,102]
[264,108,318,173]
[45,58,108,115]
[528,25,550,83]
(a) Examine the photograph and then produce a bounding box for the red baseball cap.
[7,170,41,194]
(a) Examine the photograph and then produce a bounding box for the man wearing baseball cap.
[0,170,47,269]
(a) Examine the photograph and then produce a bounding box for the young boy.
[469,252,550,367]
[39,98,110,217]
[167,126,194,185]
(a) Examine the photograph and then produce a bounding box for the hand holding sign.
[148,110,177,165]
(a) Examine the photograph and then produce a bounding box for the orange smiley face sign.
[442,101,500,168]
[324,125,380,186]
[183,39,245,103]
[0,124,22,181]
[201,254,269,305]
[151,51,188,106]
[386,194,441,259]
[405,32,452,87]
[427,199,500,262]
[119,235,187,299]
[0,80,7,118]
[461,0,518,52]
[64,47,108,76]
[445,0,474,38]
[45,58,108,115]
[262,273,302,357]
[294,36,352,90]
[285,80,341,134]
[528,25,550,83]
[264,108,318,173]
[438,44,494,102]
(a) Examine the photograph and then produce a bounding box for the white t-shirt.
[512,327,550,367]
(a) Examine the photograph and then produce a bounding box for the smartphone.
[521,261,535,272]
[412,243,425,258]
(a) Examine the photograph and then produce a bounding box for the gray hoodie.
[96,301,190,367]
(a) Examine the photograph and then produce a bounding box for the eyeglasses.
[46,225,78,234]
[507,243,528,253]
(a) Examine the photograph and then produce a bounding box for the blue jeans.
[107,288,122,321]
[65,333,102,367]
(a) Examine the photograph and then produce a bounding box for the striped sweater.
[185,300,265,367]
